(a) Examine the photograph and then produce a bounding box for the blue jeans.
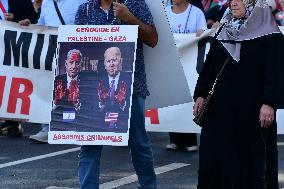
[78,97,157,189]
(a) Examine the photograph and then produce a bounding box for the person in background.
[33,0,43,13]
[165,0,207,152]
[164,0,204,11]
[201,0,213,12]
[205,0,228,28]
[166,0,207,35]
[19,0,43,25]
[9,0,39,22]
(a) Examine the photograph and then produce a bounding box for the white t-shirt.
[0,0,8,20]
[165,4,207,34]
[38,0,86,27]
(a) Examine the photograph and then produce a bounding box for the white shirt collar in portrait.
[108,72,120,91]
[67,74,78,88]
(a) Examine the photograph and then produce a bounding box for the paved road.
[0,124,283,189]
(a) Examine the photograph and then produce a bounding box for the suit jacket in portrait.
[97,72,132,133]
[51,73,81,131]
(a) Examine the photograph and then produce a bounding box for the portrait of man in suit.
[53,49,82,111]
[97,47,132,133]
[51,49,83,131]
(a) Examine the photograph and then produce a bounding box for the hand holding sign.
[113,1,133,23]
[4,13,14,21]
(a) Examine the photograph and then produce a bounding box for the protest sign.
[49,25,138,145]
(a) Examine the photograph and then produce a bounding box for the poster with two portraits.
[48,25,138,146]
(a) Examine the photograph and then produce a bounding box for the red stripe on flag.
[0,1,7,14]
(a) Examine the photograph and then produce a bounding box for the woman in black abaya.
[193,0,284,188]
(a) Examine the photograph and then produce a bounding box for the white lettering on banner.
[146,27,284,134]
[0,21,57,123]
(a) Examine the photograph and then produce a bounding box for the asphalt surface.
[0,124,283,189]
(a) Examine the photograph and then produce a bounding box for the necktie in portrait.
[107,79,117,129]
[109,79,115,106]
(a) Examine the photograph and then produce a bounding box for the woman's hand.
[259,104,275,127]
[196,30,204,37]
[113,1,133,23]
[4,13,14,21]
[33,0,43,13]
[19,19,31,26]
[193,97,205,116]
[212,21,221,29]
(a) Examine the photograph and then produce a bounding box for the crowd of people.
[0,0,283,189]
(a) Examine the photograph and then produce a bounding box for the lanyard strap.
[53,0,66,25]
[0,1,7,14]
[183,4,193,33]
[209,58,229,95]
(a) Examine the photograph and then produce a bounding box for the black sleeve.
[191,0,204,12]
[193,40,218,101]
[10,0,39,23]
[262,34,284,109]
[8,0,14,14]
[25,0,40,24]
[75,3,88,25]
